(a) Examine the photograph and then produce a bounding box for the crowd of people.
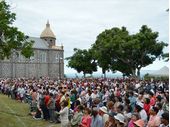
[0,77,169,127]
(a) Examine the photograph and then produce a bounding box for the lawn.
[0,94,60,127]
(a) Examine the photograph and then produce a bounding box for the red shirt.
[44,95,50,106]
[80,115,92,127]
[144,103,150,115]
[150,97,156,106]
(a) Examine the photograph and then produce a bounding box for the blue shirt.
[91,115,104,127]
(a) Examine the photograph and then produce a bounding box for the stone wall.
[0,62,61,79]
[0,61,12,78]
[0,48,64,79]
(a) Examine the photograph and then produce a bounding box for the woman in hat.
[134,102,147,123]
[114,113,125,127]
[99,106,109,124]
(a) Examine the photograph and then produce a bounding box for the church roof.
[28,37,49,49]
[40,21,56,39]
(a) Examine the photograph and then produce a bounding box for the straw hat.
[99,106,108,114]
[114,113,125,124]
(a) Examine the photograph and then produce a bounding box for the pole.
[24,59,26,77]
[59,58,61,80]
[11,51,13,79]
[0,60,2,78]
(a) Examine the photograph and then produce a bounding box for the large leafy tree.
[132,25,167,77]
[0,1,34,60]
[91,40,111,77]
[92,27,133,76]
[92,25,167,78]
[66,48,97,77]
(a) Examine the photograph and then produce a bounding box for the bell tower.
[40,20,56,48]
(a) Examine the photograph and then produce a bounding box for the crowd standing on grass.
[0,77,169,127]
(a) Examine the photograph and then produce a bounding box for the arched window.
[40,52,46,62]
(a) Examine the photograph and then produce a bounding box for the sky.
[7,0,169,74]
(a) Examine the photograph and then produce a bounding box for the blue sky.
[8,0,169,74]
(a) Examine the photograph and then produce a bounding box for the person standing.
[59,100,69,127]
[99,106,109,125]
[47,93,56,123]
[80,108,92,127]
[91,107,104,127]
[135,102,148,124]
[147,106,161,127]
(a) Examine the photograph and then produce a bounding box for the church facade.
[0,21,64,79]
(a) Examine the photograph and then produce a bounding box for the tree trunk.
[122,74,125,79]
[131,68,136,77]
[104,73,106,78]
[137,68,141,79]
[83,72,85,78]
[102,68,106,78]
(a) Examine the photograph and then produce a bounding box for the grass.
[0,94,60,127]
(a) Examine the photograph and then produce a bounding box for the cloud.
[9,0,169,72]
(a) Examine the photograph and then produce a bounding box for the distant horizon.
[64,66,169,78]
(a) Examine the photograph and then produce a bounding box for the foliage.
[0,1,34,59]
[66,48,97,77]
[161,53,169,62]
[91,27,132,76]
[91,25,167,78]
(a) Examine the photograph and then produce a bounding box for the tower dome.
[40,20,56,39]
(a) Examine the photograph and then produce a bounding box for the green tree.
[92,27,133,76]
[133,25,167,77]
[66,48,97,77]
[92,25,167,78]
[91,43,111,78]
[0,1,34,60]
